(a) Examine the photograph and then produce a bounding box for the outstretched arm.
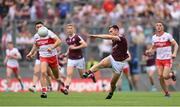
[90,34,120,41]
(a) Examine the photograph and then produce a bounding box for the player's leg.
[83,56,111,81]
[40,61,48,98]
[13,68,24,90]
[46,68,53,91]
[162,66,172,97]
[106,72,120,99]
[116,77,122,91]
[147,69,156,91]
[29,62,40,92]
[6,67,13,91]
[157,65,169,96]
[123,68,133,91]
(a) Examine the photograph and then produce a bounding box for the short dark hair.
[35,21,44,26]
[109,25,119,31]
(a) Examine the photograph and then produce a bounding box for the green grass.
[0,92,180,106]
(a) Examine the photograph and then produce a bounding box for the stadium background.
[0,0,180,92]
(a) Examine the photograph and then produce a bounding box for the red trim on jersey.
[154,41,171,48]
[36,38,55,46]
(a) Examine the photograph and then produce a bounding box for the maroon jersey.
[111,36,129,61]
[66,34,83,60]
[146,54,155,66]
[36,51,40,60]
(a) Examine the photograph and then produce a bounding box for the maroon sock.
[66,85,69,89]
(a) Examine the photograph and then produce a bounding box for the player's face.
[109,28,118,36]
[66,26,75,36]
[7,43,13,49]
[155,23,164,32]
[35,24,44,31]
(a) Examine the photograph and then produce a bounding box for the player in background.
[117,51,133,91]
[3,42,24,91]
[83,25,129,99]
[60,24,90,95]
[146,22,179,97]
[26,21,64,98]
[28,52,53,92]
[142,44,157,91]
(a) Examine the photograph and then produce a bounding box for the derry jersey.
[6,48,21,67]
[33,29,58,57]
[152,32,174,60]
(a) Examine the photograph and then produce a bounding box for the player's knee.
[162,74,169,80]
[110,81,116,87]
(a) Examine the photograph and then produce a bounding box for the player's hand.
[26,52,33,60]
[172,53,176,59]
[145,50,152,56]
[47,47,52,52]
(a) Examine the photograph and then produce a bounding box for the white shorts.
[108,55,126,74]
[145,65,156,72]
[35,59,40,65]
[67,58,85,69]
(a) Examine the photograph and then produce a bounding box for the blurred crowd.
[0,0,180,65]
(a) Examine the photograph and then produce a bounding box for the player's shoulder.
[33,33,40,39]
[163,32,172,37]
[10,48,19,52]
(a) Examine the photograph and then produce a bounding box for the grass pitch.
[0,92,180,106]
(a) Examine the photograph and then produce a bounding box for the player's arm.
[12,49,22,60]
[126,51,131,61]
[90,34,120,41]
[51,36,61,49]
[3,56,8,65]
[69,39,87,50]
[26,44,38,59]
[145,45,156,56]
[48,31,61,51]
[171,40,179,58]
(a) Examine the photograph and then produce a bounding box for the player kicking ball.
[83,25,129,99]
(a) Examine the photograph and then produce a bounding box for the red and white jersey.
[6,48,21,67]
[152,32,174,60]
[34,29,58,57]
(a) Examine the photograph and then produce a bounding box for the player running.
[3,42,24,91]
[28,52,53,92]
[26,21,64,98]
[146,22,179,97]
[60,24,92,95]
[83,25,129,99]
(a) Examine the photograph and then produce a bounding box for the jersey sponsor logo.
[154,41,171,48]
[36,38,55,46]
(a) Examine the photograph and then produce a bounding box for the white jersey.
[152,32,174,60]
[6,48,21,67]
[34,29,58,57]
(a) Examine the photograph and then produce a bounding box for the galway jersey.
[34,29,58,57]
[152,32,174,60]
